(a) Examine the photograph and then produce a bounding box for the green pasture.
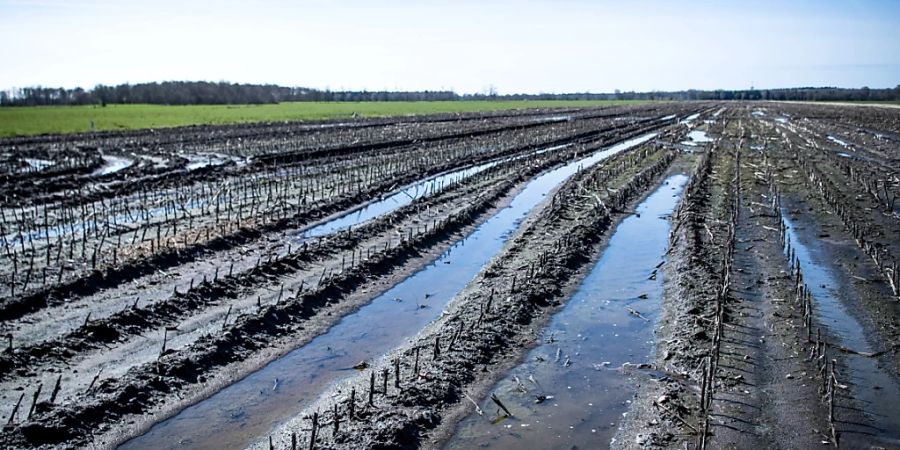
[0,100,649,137]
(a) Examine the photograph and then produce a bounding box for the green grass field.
[0,100,648,138]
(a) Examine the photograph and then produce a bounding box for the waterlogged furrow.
[0,143,527,353]
[0,121,666,392]
[121,132,665,450]
[0,125,679,449]
[296,140,569,241]
[445,174,689,450]
[253,140,680,450]
[780,211,900,442]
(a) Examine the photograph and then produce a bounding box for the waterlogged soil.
[0,146,557,449]
[0,107,696,449]
[0,161,519,421]
[120,132,665,450]
[4,103,900,449]
[2,107,670,311]
[616,106,900,450]
[444,173,689,450]
[252,137,684,450]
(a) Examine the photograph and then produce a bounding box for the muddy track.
[0,114,676,320]
[699,120,834,448]
[616,106,900,449]
[1,106,663,207]
[0,120,670,370]
[0,127,634,380]
[0,121,688,448]
[774,124,899,297]
[254,139,681,450]
[0,160,517,378]
[768,126,900,371]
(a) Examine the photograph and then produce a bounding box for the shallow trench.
[0,140,560,421]
[2,144,515,353]
[118,134,659,449]
[442,173,689,450]
[780,210,900,444]
[296,143,567,241]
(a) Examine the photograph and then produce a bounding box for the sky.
[1,0,898,94]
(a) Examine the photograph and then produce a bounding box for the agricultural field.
[0,100,648,137]
[0,102,898,450]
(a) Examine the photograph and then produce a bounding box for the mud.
[4,102,898,449]
[253,136,682,450]
[616,105,900,450]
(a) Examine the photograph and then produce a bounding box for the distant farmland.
[0,100,648,137]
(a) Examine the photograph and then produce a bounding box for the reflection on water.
[120,133,661,450]
[297,142,577,240]
[781,212,900,443]
[91,154,134,176]
[444,174,689,450]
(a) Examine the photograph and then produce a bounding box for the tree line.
[1,81,898,106]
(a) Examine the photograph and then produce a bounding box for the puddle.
[781,212,900,442]
[537,116,573,123]
[827,135,852,150]
[183,153,249,171]
[21,158,54,172]
[119,133,659,450]
[658,114,677,122]
[443,174,689,450]
[298,161,504,240]
[91,154,134,176]
[297,143,574,240]
[138,154,168,168]
[680,113,700,124]
[680,130,713,146]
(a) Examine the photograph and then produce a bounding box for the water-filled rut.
[119,133,660,449]
[444,174,689,449]
[781,211,900,444]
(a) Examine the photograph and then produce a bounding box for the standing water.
[298,160,504,240]
[91,154,134,176]
[781,212,900,444]
[298,143,573,240]
[119,133,659,450]
[444,174,689,450]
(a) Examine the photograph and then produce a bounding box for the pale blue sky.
[1,0,898,93]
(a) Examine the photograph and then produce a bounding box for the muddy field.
[0,102,898,449]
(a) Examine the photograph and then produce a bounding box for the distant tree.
[1,81,897,106]
[860,86,870,100]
